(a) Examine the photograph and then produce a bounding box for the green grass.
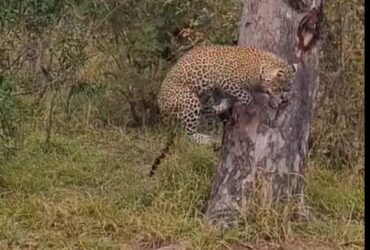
[0,126,364,249]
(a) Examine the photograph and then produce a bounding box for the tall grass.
[0,128,363,249]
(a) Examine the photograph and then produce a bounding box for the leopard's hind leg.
[179,90,212,144]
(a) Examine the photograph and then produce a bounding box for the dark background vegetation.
[0,0,363,249]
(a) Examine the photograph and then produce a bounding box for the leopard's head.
[262,61,298,95]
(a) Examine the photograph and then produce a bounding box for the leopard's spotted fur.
[158,45,297,143]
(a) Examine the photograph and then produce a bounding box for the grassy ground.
[0,125,364,249]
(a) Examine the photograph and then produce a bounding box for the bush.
[0,76,24,159]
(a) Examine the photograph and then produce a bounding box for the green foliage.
[311,0,364,168]
[0,0,108,30]
[108,0,238,63]
[0,76,23,159]
[0,0,65,31]
[0,0,239,129]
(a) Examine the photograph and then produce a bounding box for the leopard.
[149,45,297,177]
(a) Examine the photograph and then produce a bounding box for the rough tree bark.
[205,0,323,227]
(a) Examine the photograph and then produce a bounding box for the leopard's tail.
[148,129,176,177]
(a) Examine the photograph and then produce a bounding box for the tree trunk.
[205,0,323,227]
